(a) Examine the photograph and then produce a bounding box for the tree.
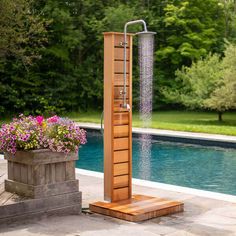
[163,44,236,121]
[204,43,236,120]
[0,0,47,115]
[0,0,47,64]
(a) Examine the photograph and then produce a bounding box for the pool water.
[77,132,236,195]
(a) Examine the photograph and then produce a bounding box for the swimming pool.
[77,131,236,196]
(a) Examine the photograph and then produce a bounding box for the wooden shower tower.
[89,32,184,222]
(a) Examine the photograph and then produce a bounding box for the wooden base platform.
[0,186,82,224]
[89,194,184,222]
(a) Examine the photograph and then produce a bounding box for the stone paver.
[0,159,236,236]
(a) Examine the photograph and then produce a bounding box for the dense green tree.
[0,0,47,114]
[0,0,236,116]
[163,44,236,121]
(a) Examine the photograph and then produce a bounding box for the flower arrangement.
[0,115,87,154]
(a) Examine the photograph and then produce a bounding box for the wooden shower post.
[89,32,184,222]
[103,32,133,202]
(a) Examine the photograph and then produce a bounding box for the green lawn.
[68,110,236,136]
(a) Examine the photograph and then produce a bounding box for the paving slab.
[0,158,236,235]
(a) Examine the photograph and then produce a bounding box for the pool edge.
[75,168,236,204]
[77,122,236,149]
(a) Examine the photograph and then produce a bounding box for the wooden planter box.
[4,149,79,199]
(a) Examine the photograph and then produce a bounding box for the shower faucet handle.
[119,41,128,47]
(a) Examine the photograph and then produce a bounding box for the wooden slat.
[50,163,56,183]
[20,164,28,184]
[89,194,184,222]
[114,163,129,176]
[27,165,33,185]
[114,61,129,74]
[113,187,129,202]
[113,175,129,189]
[13,163,21,182]
[7,161,14,180]
[114,74,130,86]
[114,125,129,138]
[114,34,130,47]
[114,47,129,60]
[114,100,129,112]
[114,138,129,151]
[45,164,50,184]
[103,33,114,202]
[33,165,45,185]
[113,113,129,125]
[114,150,129,163]
[65,161,75,180]
[55,162,66,182]
[114,86,129,99]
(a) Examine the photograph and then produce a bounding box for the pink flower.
[36,116,44,126]
[47,115,59,123]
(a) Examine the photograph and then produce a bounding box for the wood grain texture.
[114,47,130,60]
[114,150,129,163]
[103,33,114,202]
[114,74,130,87]
[113,113,129,125]
[114,86,129,99]
[114,34,130,47]
[113,175,129,189]
[114,99,129,112]
[90,194,184,222]
[113,187,129,202]
[114,61,129,74]
[114,125,129,138]
[114,138,129,151]
[114,163,129,176]
[103,32,132,202]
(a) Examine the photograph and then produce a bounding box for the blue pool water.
[77,131,236,195]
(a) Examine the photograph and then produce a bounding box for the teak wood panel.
[113,113,129,125]
[114,138,129,151]
[114,99,129,112]
[89,194,184,222]
[114,34,131,47]
[114,47,130,61]
[103,32,132,202]
[114,74,130,87]
[114,125,129,138]
[114,163,129,176]
[113,187,129,202]
[113,175,129,189]
[114,150,129,163]
[114,86,129,99]
[114,61,129,74]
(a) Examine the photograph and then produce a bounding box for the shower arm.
[123,20,148,109]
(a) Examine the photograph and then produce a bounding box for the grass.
[68,110,236,136]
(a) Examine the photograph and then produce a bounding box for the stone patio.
[0,158,236,235]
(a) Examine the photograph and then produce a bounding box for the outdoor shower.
[90,20,183,222]
[122,20,155,114]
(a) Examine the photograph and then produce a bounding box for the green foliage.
[204,43,236,113]
[0,0,236,116]
[0,0,47,64]
[163,44,236,121]
[69,110,236,136]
